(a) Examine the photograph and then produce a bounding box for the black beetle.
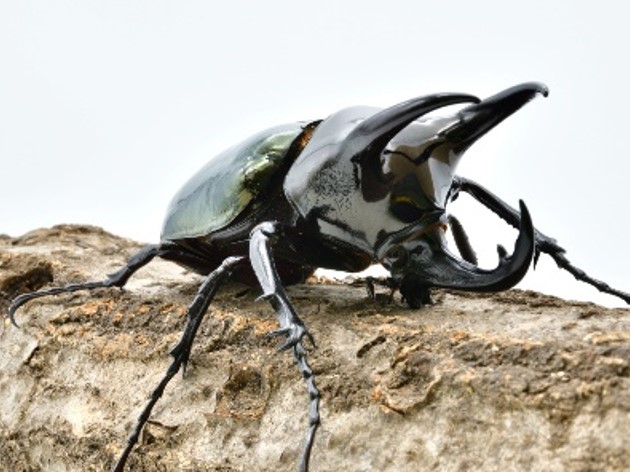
[8,82,630,471]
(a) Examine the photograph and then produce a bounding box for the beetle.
[8,82,630,471]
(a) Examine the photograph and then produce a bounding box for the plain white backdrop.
[1,1,628,306]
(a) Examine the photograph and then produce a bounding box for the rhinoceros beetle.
[8,82,630,471]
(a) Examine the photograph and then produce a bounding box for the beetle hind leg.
[7,243,166,326]
[249,221,320,472]
[112,255,243,472]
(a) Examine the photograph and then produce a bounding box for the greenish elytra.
[162,124,303,240]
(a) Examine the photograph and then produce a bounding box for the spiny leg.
[452,176,630,304]
[7,244,164,326]
[112,256,244,472]
[249,222,319,472]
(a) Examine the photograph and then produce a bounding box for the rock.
[1,225,630,471]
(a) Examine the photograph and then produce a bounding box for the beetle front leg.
[249,222,316,351]
[249,221,320,472]
[453,176,630,305]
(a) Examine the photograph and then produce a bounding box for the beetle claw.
[256,293,273,303]
[267,323,316,351]
[306,330,317,348]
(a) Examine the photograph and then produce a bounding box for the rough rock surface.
[1,225,630,472]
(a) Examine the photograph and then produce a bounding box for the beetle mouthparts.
[375,209,445,260]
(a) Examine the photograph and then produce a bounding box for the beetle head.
[284,83,546,292]
[382,200,535,306]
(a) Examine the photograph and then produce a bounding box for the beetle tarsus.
[267,324,317,351]
[112,255,243,472]
[544,251,630,305]
[359,276,398,305]
[295,338,320,472]
[365,276,376,300]
[249,222,320,471]
[6,243,164,327]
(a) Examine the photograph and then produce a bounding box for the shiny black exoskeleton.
[8,83,630,472]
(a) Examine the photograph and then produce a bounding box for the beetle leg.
[112,255,243,472]
[349,275,399,304]
[448,214,478,265]
[249,222,316,350]
[249,221,320,472]
[7,243,166,327]
[453,176,630,305]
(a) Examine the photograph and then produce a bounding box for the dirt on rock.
[1,225,630,471]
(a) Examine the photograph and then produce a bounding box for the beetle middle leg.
[112,255,244,472]
[452,176,630,304]
[249,221,320,472]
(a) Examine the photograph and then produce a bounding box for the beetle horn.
[389,200,535,294]
[445,82,549,153]
[348,93,480,201]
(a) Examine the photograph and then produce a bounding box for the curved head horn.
[386,200,535,303]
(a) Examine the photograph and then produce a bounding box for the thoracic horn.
[444,82,549,153]
[347,93,480,201]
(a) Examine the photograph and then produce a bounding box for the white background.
[1,1,628,306]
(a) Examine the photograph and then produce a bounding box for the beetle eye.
[390,198,424,223]
[389,174,435,223]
